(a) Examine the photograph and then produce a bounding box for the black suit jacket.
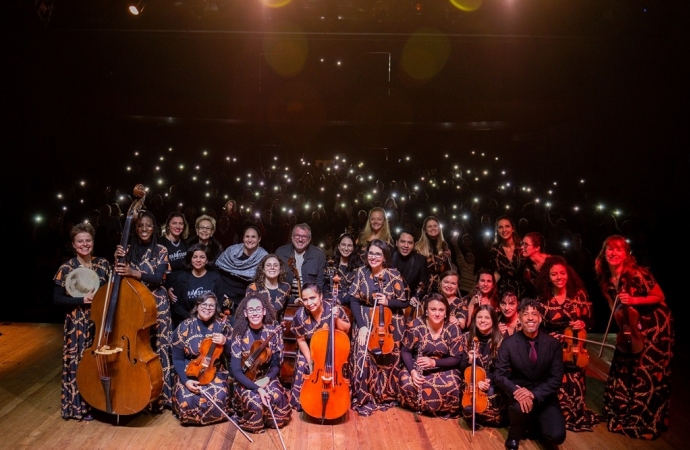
[494,330,564,406]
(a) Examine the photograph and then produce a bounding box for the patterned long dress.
[540,288,599,432]
[128,244,174,408]
[603,269,674,439]
[172,317,233,425]
[53,257,111,420]
[230,324,292,432]
[424,253,450,295]
[459,332,508,426]
[289,302,351,409]
[398,318,464,418]
[347,266,408,416]
[489,243,524,298]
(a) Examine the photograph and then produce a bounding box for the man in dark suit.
[275,223,326,302]
[495,298,566,450]
[390,231,429,307]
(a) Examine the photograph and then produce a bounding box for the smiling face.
[245,298,266,329]
[367,244,385,271]
[136,216,154,243]
[263,256,281,281]
[369,210,385,233]
[477,273,494,295]
[440,274,459,299]
[426,299,447,327]
[291,227,311,253]
[72,232,94,259]
[549,264,568,291]
[425,219,440,238]
[500,294,518,319]
[520,305,542,338]
[197,297,217,322]
[167,216,185,240]
[243,228,260,253]
[196,219,213,242]
[301,287,323,316]
[396,232,414,257]
[520,236,537,258]
[496,219,514,243]
[191,250,208,271]
[475,309,493,335]
[605,243,627,269]
[338,236,354,259]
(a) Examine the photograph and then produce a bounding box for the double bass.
[300,275,351,423]
[77,185,163,415]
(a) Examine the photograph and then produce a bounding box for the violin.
[462,337,488,432]
[367,273,395,355]
[300,288,351,422]
[614,301,644,355]
[561,327,590,368]
[77,184,163,415]
[242,325,283,381]
[185,333,224,385]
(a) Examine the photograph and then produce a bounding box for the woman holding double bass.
[289,283,350,411]
[595,236,673,439]
[399,293,465,418]
[53,223,111,421]
[114,210,174,409]
[345,239,408,416]
[537,255,599,432]
[172,292,232,425]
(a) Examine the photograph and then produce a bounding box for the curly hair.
[189,292,223,321]
[537,255,585,300]
[252,254,286,287]
[231,292,277,340]
[70,222,95,242]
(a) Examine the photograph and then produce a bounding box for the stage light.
[128,1,145,15]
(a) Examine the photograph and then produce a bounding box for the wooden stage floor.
[0,322,682,450]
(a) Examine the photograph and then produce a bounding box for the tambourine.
[65,267,100,297]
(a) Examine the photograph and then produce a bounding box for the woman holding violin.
[537,255,598,432]
[245,254,291,318]
[414,216,452,294]
[399,293,465,418]
[595,235,673,439]
[114,210,174,409]
[460,304,507,427]
[289,283,351,410]
[171,293,232,425]
[53,223,111,421]
[230,294,291,433]
[346,239,408,416]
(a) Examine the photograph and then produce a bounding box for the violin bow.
[599,294,620,358]
[471,337,478,439]
[413,353,423,422]
[266,401,287,450]
[555,333,615,349]
[198,388,253,443]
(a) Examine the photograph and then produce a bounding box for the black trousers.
[507,399,566,445]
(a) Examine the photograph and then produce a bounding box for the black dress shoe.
[505,439,519,450]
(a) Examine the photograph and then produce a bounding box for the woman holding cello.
[460,304,507,427]
[53,223,111,421]
[289,283,351,411]
[230,293,291,433]
[595,235,673,439]
[345,239,408,416]
[114,210,174,409]
[537,255,599,432]
[171,292,232,425]
[399,293,465,418]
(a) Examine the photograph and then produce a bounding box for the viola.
[367,273,395,355]
[461,337,488,427]
[185,335,224,385]
[300,293,351,422]
[242,325,283,381]
[77,184,163,415]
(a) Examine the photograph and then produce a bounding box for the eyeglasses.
[519,242,531,248]
[293,234,310,241]
[246,307,265,315]
[199,303,216,310]
[197,226,213,231]
[367,252,384,259]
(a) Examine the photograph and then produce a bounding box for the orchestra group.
[53,205,673,449]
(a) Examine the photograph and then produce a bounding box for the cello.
[77,184,163,415]
[300,274,351,423]
[367,273,395,356]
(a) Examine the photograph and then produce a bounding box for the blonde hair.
[195,214,216,232]
[415,216,447,258]
[358,207,392,245]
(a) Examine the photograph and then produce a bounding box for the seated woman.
[398,293,465,418]
[460,305,508,427]
[497,290,521,337]
[289,283,351,410]
[437,271,466,330]
[169,244,224,327]
[537,255,599,432]
[245,254,291,319]
[172,293,233,425]
[230,294,291,433]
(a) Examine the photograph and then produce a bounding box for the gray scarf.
[215,243,267,280]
